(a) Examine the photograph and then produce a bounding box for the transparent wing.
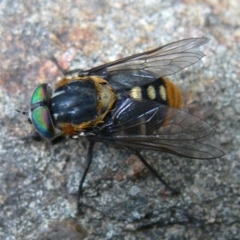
[87,98,225,159]
[83,38,209,89]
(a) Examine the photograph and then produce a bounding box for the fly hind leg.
[128,147,181,195]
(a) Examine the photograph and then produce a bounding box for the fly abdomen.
[111,77,184,137]
[129,77,183,109]
[102,97,168,137]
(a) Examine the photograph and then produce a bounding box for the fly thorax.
[49,76,115,136]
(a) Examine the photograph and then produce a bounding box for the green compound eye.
[31,83,49,105]
[31,107,55,139]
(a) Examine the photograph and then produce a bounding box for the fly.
[20,38,225,214]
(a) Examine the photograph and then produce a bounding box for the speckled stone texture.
[0,0,239,239]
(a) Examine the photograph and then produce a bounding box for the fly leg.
[50,56,85,76]
[77,140,95,215]
[128,148,180,195]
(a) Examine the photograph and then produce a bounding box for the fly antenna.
[15,109,28,115]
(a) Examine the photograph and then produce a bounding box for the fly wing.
[87,98,225,159]
[84,38,209,89]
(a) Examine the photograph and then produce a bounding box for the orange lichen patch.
[162,77,183,109]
